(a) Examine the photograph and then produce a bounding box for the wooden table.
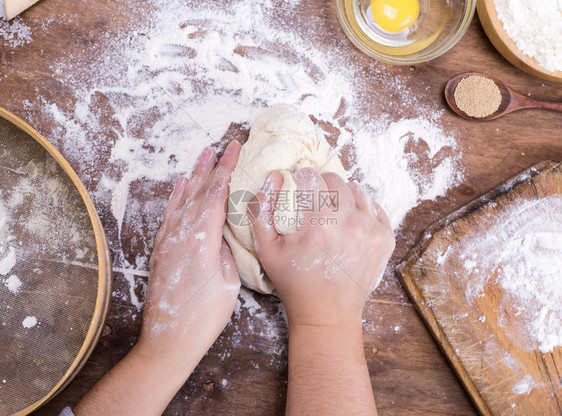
[1,1,561,415]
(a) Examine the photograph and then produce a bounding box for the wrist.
[288,317,364,349]
[131,340,200,381]
[287,310,363,334]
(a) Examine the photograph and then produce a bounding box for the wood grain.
[0,0,561,415]
[397,161,562,416]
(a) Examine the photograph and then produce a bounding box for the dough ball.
[223,104,347,294]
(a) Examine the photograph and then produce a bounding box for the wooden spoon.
[445,72,562,121]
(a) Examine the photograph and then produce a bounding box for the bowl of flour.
[477,0,562,82]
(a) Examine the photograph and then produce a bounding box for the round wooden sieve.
[0,107,112,415]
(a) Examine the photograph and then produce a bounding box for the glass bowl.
[335,0,476,65]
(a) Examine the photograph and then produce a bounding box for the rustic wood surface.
[397,161,562,416]
[0,0,561,415]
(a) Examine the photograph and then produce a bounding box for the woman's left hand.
[137,141,242,374]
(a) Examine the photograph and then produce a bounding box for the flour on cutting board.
[19,0,464,313]
[460,196,562,353]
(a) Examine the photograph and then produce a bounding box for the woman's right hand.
[249,168,395,328]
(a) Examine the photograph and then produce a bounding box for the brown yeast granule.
[453,75,502,118]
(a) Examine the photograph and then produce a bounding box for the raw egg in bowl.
[335,0,476,64]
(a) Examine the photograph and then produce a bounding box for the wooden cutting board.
[396,161,562,416]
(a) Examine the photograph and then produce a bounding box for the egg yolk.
[371,0,420,33]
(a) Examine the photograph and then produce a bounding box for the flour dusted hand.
[138,142,241,369]
[223,104,347,294]
[249,168,395,327]
[74,142,243,416]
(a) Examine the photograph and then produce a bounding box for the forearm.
[74,344,199,416]
[286,319,378,416]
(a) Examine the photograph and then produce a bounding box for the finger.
[348,181,371,211]
[166,176,189,217]
[249,170,284,248]
[183,147,216,202]
[294,167,328,192]
[192,141,241,241]
[154,176,189,249]
[366,234,395,293]
[373,201,394,232]
[321,172,354,211]
[204,140,241,207]
[219,239,241,288]
[348,182,393,228]
[199,140,240,195]
[293,168,328,230]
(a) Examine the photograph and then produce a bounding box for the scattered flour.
[0,199,22,297]
[463,259,477,272]
[22,315,37,328]
[118,267,148,312]
[0,15,32,47]
[512,374,535,395]
[353,118,462,229]
[214,287,287,364]
[436,246,450,265]
[17,0,464,310]
[4,274,22,294]
[0,247,16,275]
[496,230,562,352]
[0,199,16,276]
[462,196,562,353]
[494,0,562,72]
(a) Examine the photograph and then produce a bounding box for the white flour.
[497,230,562,352]
[494,0,562,72]
[512,374,535,395]
[0,198,16,277]
[353,118,461,229]
[0,0,5,19]
[0,155,97,343]
[462,196,562,353]
[0,247,16,276]
[0,15,32,47]
[4,274,22,294]
[22,315,37,328]
[15,0,463,311]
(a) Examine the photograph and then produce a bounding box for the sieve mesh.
[0,116,99,415]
